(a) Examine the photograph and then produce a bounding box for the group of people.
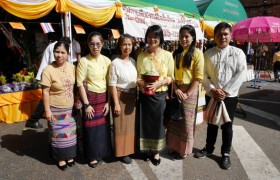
[28,21,247,171]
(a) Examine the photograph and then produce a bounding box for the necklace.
[146,49,162,60]
[57,63,67,75]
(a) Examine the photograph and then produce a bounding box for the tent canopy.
[194,0,247,23]
[120,0,200,18]
[0,0,122,27]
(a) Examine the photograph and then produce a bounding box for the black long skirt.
[139,92,166,153]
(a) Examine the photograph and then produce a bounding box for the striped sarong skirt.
[82,91,111,161]
[166,84,198,156]
[48,107,77,160]
[139,92,166,153]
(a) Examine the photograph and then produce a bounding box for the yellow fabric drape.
[200,19,214,39]
[58,0,123,27]
[0,0,123,27]
[0,0,57,20]
[200,20,206,31]
[204,24,214,39]
[0,89,42,124]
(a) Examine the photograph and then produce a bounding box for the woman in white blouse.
[109,34,137,164]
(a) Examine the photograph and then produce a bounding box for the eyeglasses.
[89,42,102,47]
[147,35,160,39]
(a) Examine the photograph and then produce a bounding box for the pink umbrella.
[232,16,280,43]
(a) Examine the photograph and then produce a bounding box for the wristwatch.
[84,104,90,109]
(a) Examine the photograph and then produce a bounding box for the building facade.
[240,0,280,17]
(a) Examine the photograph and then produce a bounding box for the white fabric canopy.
[6,0,51,4]
[71,0,117,9]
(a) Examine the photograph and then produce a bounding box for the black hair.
[48,33,58,42]
[59,36,71,44]
[53,41,70,53]
[139,41,146,48]
[173,25,197,69]
[214,22,232,36]
[116,34,135,55]
[145,25,164,46]
[87,31,104,44]
[277,46,280,52]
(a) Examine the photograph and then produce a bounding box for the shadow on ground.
[0,129,54,165]
[235,89,280,130]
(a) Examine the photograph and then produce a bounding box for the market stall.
[0,89,42,124]
[0,0,123,123]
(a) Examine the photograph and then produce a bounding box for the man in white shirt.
[194,22,247,170]
[72,38,81,65]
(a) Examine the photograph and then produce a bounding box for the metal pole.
[64,11,73,64]
[61,14,65,37]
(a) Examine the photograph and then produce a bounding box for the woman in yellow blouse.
[41,41,76,170]
[273,46,280,82]
[166,25,204,159]
[137,25,174,166]
[76,31,111,168]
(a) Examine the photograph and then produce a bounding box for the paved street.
[0,81,280,180]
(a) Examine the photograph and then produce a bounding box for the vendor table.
[0,89,42,124]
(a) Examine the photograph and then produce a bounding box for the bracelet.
[84,104,90,109]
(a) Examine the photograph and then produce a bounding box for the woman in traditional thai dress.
[166,25,204,159]
[41,41,76,170]
[109,34,137,164]
[76,31,111,168]
[137,25,174,166]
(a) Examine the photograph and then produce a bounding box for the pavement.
[0,80,280,180]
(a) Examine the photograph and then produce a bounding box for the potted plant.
[0,75,7,85]
[12,73,24,91]
[0,75,12,93]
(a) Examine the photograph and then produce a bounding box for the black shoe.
[121,156,132,164]
[151,156,161,166]
[194,148,212,158]
[25,121,43,129]
[66,160,75,167]
[221,153,231,170]
[167,150,177,156]
[143,154,151,162]
[88,161,99,168]
[57,162,67,171]
[175,153,187,160]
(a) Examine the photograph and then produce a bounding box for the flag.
[40,23,55,33]
[74,25,85,34]
[9,22,26,30]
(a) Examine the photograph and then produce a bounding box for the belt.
[116,87,137,93]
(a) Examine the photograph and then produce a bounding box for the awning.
[120,0,200,18]
[0,0,122,27]
[194,0,247,23]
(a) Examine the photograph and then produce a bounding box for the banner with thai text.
[122,6,203,41]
